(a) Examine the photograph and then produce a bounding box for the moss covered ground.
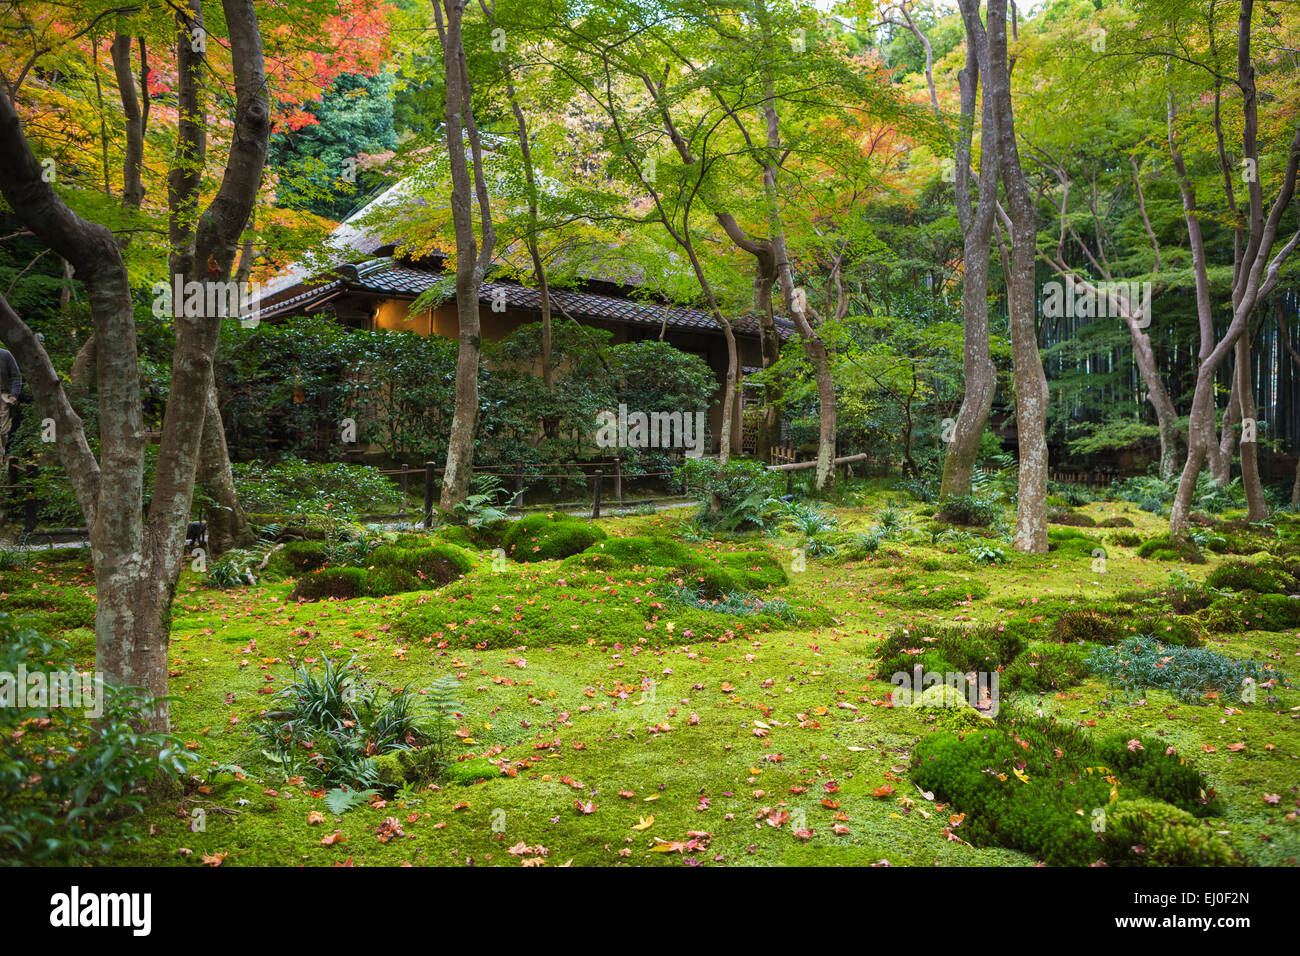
[7,488,1298,867]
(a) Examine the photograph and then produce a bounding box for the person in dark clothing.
[0,347,21,459]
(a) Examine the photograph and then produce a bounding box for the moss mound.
[1051,609,1125,645]
[1137,535,1206,564]
[560,536,787,597]
[1048,509,1097,527]
[290,567,368,601]
[502,514,607,562]
[910,716,1224,866]
[1097,516,1135,528]
[370,543,474,587]
[1101,799,1235,866]
[1205,559,1292,594]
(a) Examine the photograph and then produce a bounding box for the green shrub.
[677,457,781,531]
[1108,531,1142,547]
[1137,535,1206,564]
[1049,609,1123,645]
[233,458,403,519]
[255,656,455,789]
[290,567,369,601]
[503,513,607,562]
[0,613,194,863]
[936,494,998,527]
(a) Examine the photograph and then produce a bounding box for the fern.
[323,787,379,815]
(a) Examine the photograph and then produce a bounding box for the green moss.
[877,571,991,608]
[503,514,607,562]
[1137,535,1206,564]
[1101,799,1236,866]
[561,536,787,598]
[1197,592,1300,632]
[289,567,368,601]
[876,621,1026,679]
[371,543,474,586]
[0,587,96,630]
[1205,559,1291,594]
[1002,643,1091,692]
[911,716,1221,865]
[1050,609,1125,645]
[279,540,329,572]
[1048,510,1097,527]
[1097,516,1135,528]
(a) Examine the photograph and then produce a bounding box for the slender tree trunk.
[1212,378,1238,484]
[942,2,999,499]
[759,90,835,491]
[753,265,781,463]
[987,0,1047,552]
[199,387,251,550]
[435,0,495,512]
[1235,333,1267,520]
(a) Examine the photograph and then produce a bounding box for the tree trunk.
[1235,333,1268,520]
[752,264,782,463]
[199,386,252,551]
[1212,378,1238,484]
[987,0,1048,553]
[435,0,495,512]
[941,1,999,499]
[760,85,834,490]
[1129,318,1180,479]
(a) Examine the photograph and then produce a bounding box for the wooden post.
[592,469,603,520]
[513,459,524,509]
[24,463,38,533]
[786,470,794,496]
[614,457,623,501]
[399,464,409,518]
[423,461,436,529]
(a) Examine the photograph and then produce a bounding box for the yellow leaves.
[307,810,326,825]
[631,815,655,831]
[201,851,227,867]
[1012,767,1030,784]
